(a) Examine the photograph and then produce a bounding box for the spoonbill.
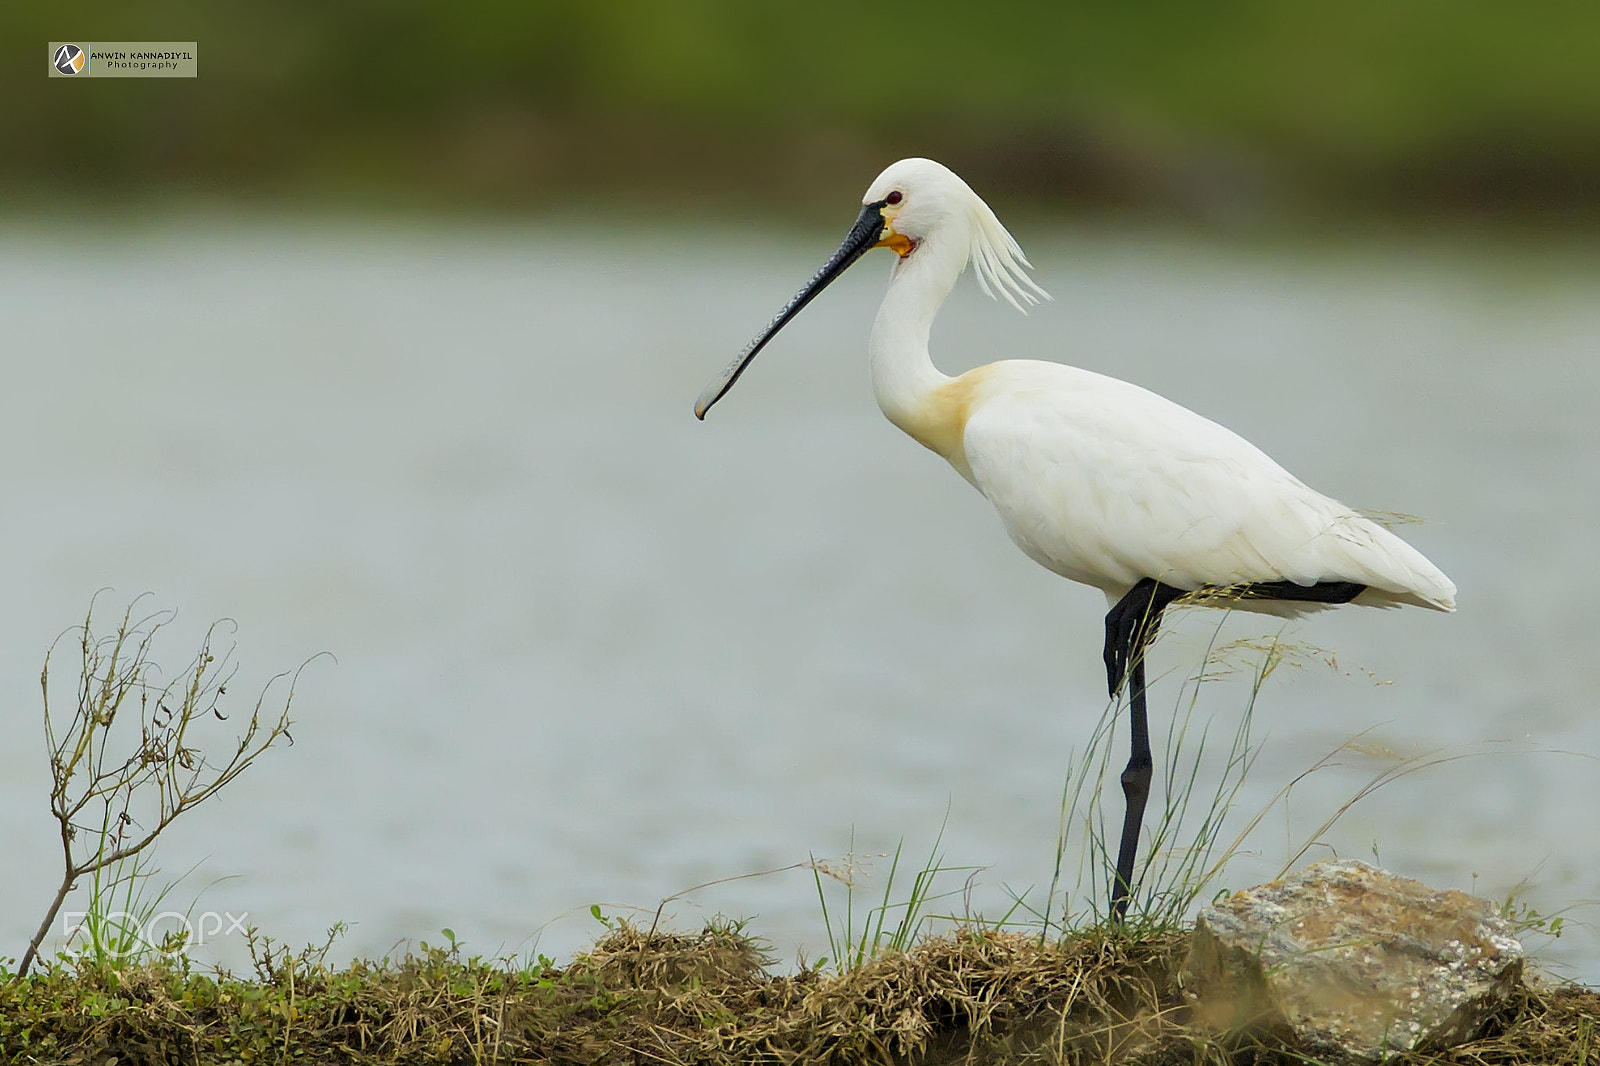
[693,158,1455,920]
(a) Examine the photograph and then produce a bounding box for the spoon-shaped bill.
[694,201,889,419]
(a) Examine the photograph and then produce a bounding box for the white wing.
[960,361,1456,611]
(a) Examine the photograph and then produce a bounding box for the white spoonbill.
[694,157,1455,920]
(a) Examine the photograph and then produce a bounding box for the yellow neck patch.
[890,367,995,481]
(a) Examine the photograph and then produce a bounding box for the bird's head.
[694,157,1047,419]
[860,157,952,260]
[862,157,1050,312]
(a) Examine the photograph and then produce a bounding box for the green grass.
[1036,615,1350,940]
[3,921,1596,1065]
[810,816,999,974]
[63,850,209,971]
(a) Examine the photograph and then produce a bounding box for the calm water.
[1,219,1596,979]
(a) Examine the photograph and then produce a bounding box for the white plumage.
[958,360,1456,612]
[840,157,1456,618]
[695,156,1454,918]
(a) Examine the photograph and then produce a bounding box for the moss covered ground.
[3,922,1596,1065]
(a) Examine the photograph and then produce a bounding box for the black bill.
[694,199,889,419]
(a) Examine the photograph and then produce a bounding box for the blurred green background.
[8,0,1600,227]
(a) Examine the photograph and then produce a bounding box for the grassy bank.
[10,603,1592,1061]
[3,921,1596,1064]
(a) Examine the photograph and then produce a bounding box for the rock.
[1181,859,1524,1062]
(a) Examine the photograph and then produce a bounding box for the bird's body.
[850,159,1455,618]
[695,157,1454,918]
[882,357,1455,614]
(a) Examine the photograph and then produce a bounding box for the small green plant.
[13,595,308,981]
[245,921,347,984]
[810,817,985,972]
[1499,883,1571,942]
[61,849,206,970]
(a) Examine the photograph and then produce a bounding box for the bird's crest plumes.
[966,194,1052,313]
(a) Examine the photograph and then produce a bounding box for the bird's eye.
[886,191,903,205]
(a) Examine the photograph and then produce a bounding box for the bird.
[693,157,1455,921]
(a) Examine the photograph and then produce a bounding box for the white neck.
[867,228,967,429]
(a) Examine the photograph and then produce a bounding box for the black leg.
[1112,648,1153,921]
[1103,579,1183,921]
[1103,579,1186,699]
[1099,577,1365,921]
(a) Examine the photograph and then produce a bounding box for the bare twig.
[13,596,307,980]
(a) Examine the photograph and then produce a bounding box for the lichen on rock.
[1181,858,1524,1062]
